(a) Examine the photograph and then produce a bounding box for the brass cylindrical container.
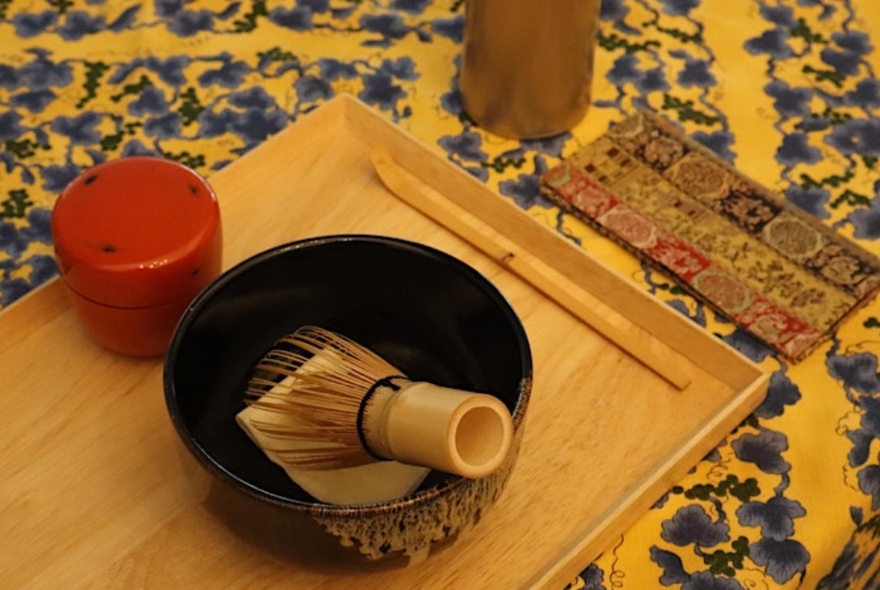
[459,0,601,140]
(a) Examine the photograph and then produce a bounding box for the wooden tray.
[1,95,768,589]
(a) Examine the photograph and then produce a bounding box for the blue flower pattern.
[0,1,453,306]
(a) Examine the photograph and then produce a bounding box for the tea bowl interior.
[164,234,532,520]
[165,235,531,504]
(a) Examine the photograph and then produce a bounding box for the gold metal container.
[459,0,601,140]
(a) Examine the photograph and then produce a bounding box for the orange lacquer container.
[51,156,222,357]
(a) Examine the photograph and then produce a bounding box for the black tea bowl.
[163,234,532,567]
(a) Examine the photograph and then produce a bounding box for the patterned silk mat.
[542,111,880,362]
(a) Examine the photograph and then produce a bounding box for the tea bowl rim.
[163,233,533,517]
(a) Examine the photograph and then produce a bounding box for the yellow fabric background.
[4,1,880,588]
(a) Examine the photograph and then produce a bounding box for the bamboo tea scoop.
[370,147,692,390]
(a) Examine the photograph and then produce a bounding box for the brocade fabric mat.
[541,111,880,362]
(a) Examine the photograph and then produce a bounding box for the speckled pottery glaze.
[309,386,529,562]
[164,235,532,564]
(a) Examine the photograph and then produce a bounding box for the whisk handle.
[367,382,514,479]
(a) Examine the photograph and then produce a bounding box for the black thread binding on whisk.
[356,375,405,461]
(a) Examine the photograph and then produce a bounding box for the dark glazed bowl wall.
[164,235,532,523]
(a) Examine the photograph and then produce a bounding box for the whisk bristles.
[245,325,407,470]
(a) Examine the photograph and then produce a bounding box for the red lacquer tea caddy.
[51,156,222,357]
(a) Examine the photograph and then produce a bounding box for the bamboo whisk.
[244,326,514,479]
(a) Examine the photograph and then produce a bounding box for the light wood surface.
[0,94,768,589]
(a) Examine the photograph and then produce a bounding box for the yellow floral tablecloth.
[3,1,880,588]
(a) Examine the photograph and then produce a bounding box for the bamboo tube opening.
[453,404,510,470]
